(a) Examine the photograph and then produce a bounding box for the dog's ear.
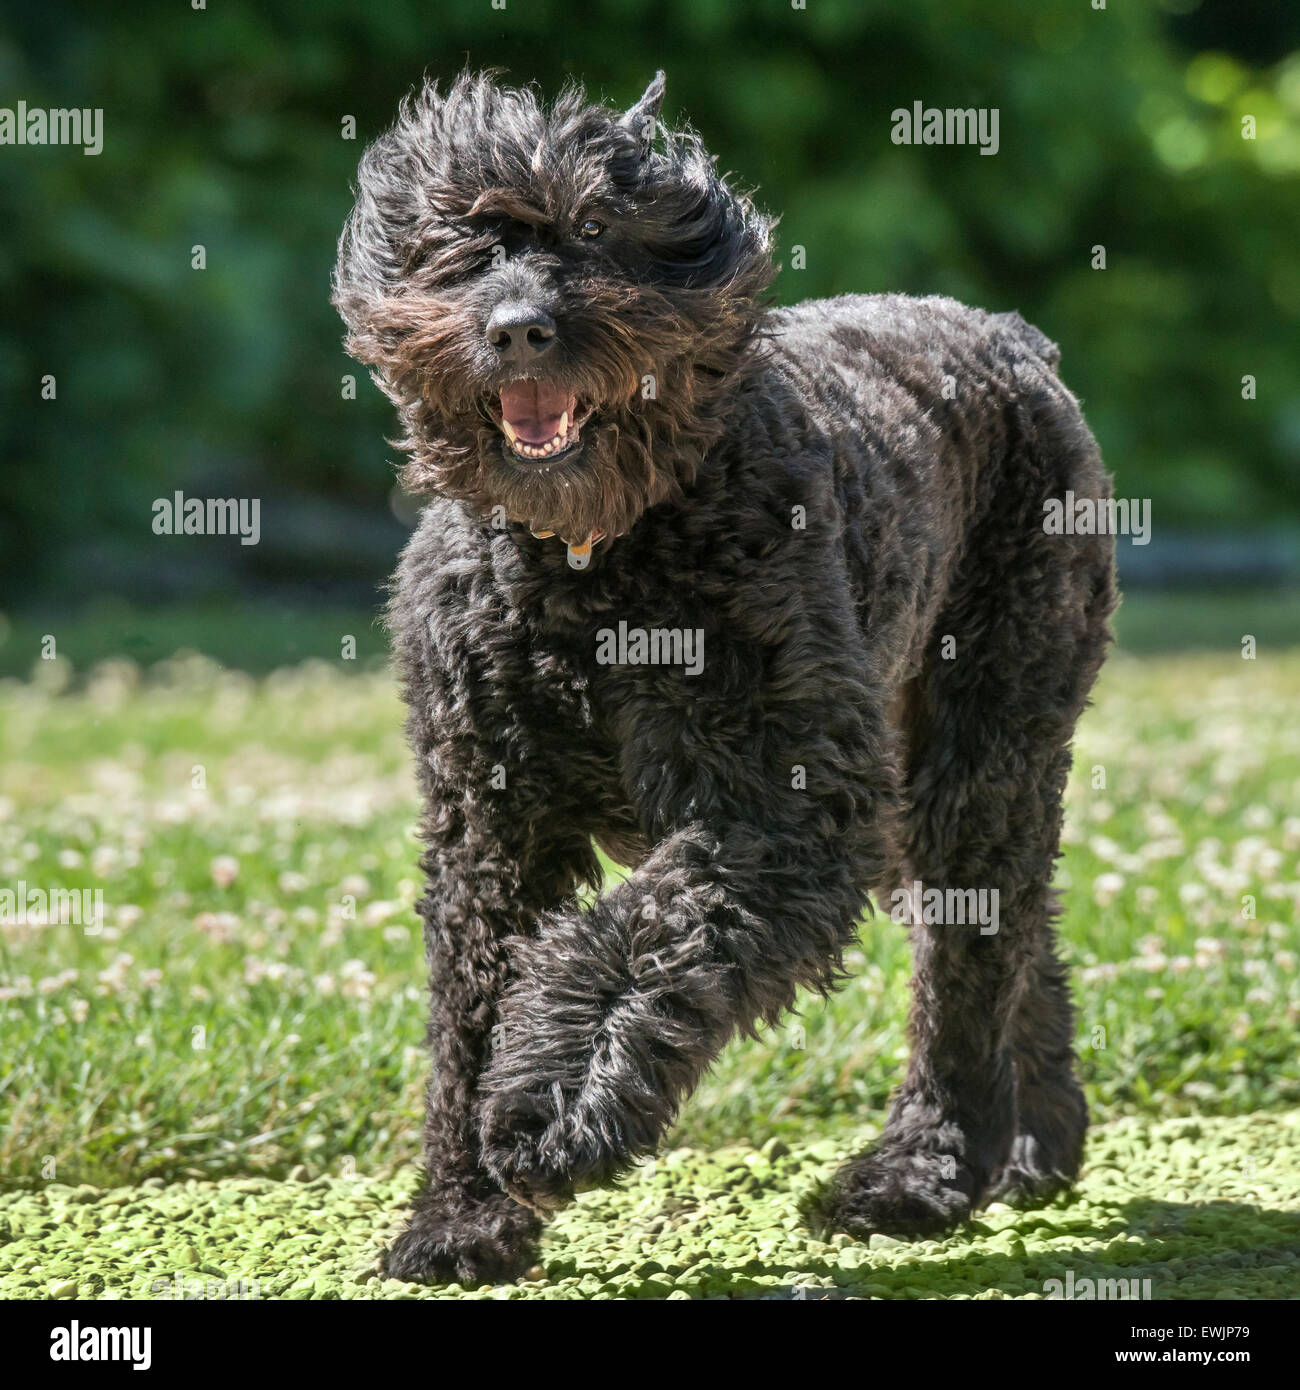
[620,70,665,155]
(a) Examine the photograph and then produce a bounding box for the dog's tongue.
[499,380,575,445]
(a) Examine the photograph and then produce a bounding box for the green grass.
[1,645,1297,1187]
[0,627,1297,1298]
[3,1114,1298,1300]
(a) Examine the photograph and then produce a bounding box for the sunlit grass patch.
[1,649,1298,1187]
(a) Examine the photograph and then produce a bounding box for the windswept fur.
[334,71,1117,1286]
[334,71,774,544]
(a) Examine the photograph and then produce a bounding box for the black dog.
[333,71,1117,1285]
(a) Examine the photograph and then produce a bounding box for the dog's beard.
[380,333,739,543]
[344,274,767,544]
[475,409,680,542]
[389,391,692,544]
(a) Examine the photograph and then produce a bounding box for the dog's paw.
[807,1147,978,1239]
[984,1132,1080,1209]
[478,1084,638,1214]
[381,1192,540,1286]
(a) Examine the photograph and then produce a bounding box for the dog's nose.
[486,302,557,363]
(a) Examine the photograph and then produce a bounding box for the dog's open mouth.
[490,379,594,463]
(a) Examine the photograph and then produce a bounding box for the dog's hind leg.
[812,798,1076,1237]
[983,908,1090,1206]
[813,431,1115,1239]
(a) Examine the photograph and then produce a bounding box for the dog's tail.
[991,310,1062,373]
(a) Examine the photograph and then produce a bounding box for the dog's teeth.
[508,421,582,461]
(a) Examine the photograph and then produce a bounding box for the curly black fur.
[334,71,1117,1285]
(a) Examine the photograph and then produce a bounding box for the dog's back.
[736,292,1113,689]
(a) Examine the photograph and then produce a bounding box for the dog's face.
[334,72,773,546]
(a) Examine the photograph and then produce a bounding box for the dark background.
[2,0,1298,664]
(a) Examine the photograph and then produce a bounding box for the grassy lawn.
[3,1114,1297,1300]
[1,606,1298,1298]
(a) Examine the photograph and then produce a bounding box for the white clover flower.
[193,912,239,945]
[210,855,240,888]
[1092,872,1125,907]
[91,846,121,878]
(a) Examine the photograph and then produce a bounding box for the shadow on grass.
[696,1200,1300,1300]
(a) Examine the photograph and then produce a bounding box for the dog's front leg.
[383,785,600,1284]
[382,839,548,1285]
[477,819,874,1211]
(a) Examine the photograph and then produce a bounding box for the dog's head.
[333,71,774,548]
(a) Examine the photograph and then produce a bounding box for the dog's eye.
[578,218,604,239]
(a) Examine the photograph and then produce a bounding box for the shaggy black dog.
[333,70,1117,1285]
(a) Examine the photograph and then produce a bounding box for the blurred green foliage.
[2,0,1298,606]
